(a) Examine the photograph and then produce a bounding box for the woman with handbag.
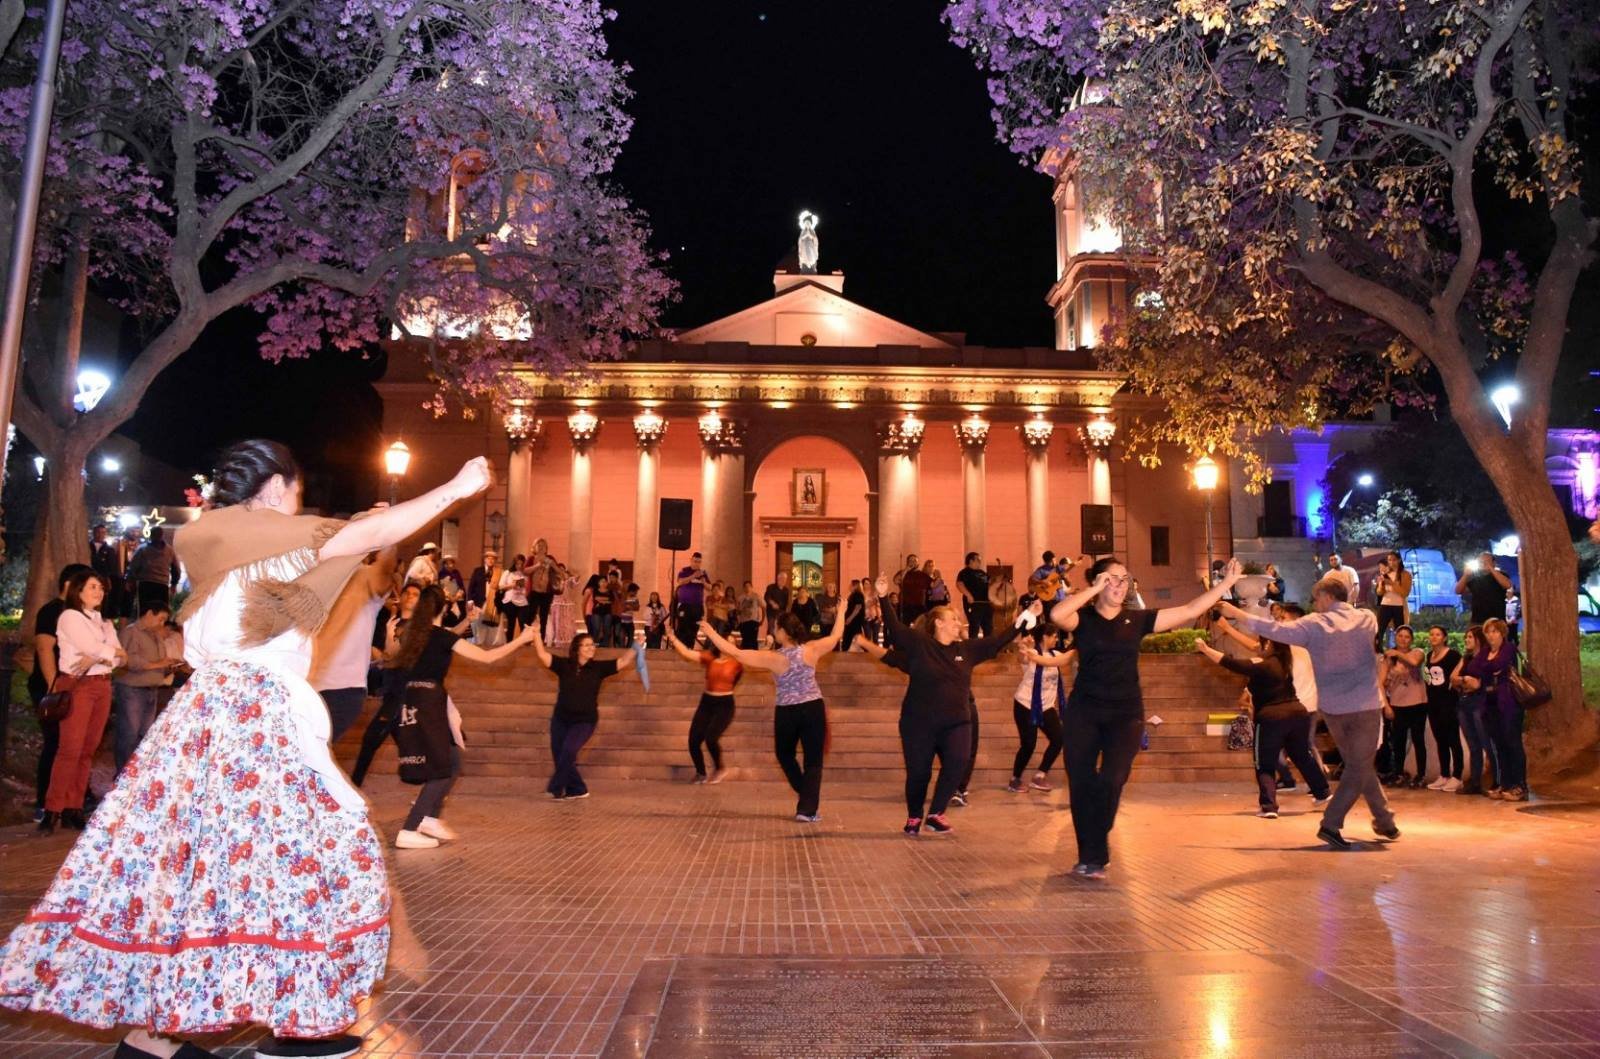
[38,570,125,834]
[0,439,494,1059]
[1460,618,1524,801]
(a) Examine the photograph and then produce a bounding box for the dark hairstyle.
[1085,555,1126,583]
[775,612,809,644]
[1464,624,1485,653]
[965,551,979,564]
[1394,624,1414,639]
[1041,550,1055,564]
[1428,624,1448,637]
[1262,637,1293,672]
[209,439,301,508]
[63,570,108,613]
[147,526,165,544]
[1386,551,1405,569]
[570,632,596,656]
[1282,603,1307,619]
[139,601,172,619]
[56,562,93,592]
[391,584,448,671]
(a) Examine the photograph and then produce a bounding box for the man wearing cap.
[675,552,712,644]
[405,543,440,586]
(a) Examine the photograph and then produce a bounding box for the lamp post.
[1332,472,1375,552]
[1192,454,1219,584]
[384,440,412,505]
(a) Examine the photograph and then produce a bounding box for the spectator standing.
[817,582,840,636]
[1324,553,1359,602]
[88,526,118,612]
[1463,618,1525,802]
[28,564,93,821]
[1379,626,1430,787]
[1455,552,1511,625]
[111,526,143,619]
[404,542,440,586]
[957,552,993,637]
[736,581,765,649]
[525,538,559,639]
[1422,625,1464,791]
[644,591,669,648]
[790,587,820,634]
[841,579,866,650]
[438,553,465,594]
[1264,564,1286,604]
[1373,552,1412,649]
[112,602,177,773]
[40,572,124,833]
[899,554,931,622]
[706,580,732,636]
[763,576,791,645]
[674,552,712,643]
[1455,625,1499,795]
[499,555,530,638]
[126,526,181,614]
[582,569,602,639]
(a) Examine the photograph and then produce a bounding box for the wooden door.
[775,541,794,588]
[822,543,841,595]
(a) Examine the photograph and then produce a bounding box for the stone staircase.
[336,649,1256,786]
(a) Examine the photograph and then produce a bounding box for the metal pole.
[1204,494,1214,586]
[0,0,71,480]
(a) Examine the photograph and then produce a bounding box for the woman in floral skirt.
[0,440,492,1059]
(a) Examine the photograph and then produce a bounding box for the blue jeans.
[113,684,160,773]
[1490,706,1527,791]
[1458,692,1498,788]
[548,716,596,797]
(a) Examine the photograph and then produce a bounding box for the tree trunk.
[21,437,92,630]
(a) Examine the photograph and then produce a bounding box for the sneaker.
[691,773,708,784]
[1408,776,1429,789]
[1080,864,1108,880]
[255,1035,363,1058]
[394,829,439,849]
[1426,776,1450,790]
[708,769,731,785]
[566,790,591,800]
[547,791,566,800]
[417,816,457,842]
[1373,823,1401,841]
[1275,780,1297,791]
[1441,777,1462,792]
[1007,779,1026,794]
[1257,809,1279,819]
[31,808,43,824]
[950,790,969,808]
[924,813,954,834]
[794,813,821,823]
[1312,792,1332,807]
[904,817,922,836]
[1317,826,1352,850]
[1070,863,1091,877]
[1030,772,1052,792]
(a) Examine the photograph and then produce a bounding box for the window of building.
[1150,525,1170,566]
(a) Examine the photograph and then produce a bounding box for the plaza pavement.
[4,773,1600,1057]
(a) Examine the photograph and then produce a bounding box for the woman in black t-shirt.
[390,585,538,849]
[1049,555,1244,879]
[529,623,637,799]
[1422,625,1465,790]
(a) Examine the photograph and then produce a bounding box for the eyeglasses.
[1105,575,1132,586]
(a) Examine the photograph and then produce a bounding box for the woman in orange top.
[666,626,743,783]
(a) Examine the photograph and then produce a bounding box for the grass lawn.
[1584,635,1600,713]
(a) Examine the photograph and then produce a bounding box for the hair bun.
[208,440,301,508]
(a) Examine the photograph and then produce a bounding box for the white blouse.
[56,608,120,676]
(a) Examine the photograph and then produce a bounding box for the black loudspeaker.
[659,498,693,550]
[1081,504,1114,555]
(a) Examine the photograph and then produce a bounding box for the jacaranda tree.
[948,0,1598,764]
[0,0,672,619]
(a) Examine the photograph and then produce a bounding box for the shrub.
[1141,629,1208,653]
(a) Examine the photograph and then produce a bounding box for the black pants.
[1253,713,1328,811]
[548,716,596,796]
[1389,704,1429,778]
[774,699,826,816]
[739,621,761,650]
[35,719,59,810]
[899,713,971,819]
[1428,699,1462,779]
[352,670,406,787]
[1012,701,1064,777]
[1062,708,1144,867]
[964,601,993,638]
[689,693,736,775]
[1374,605,1407,649]
[527,592,554,638]
[320,687,368,742]
[504,603,526,638]
[675,603,704,646]
[960,696,980,792]
[403,747,461,830]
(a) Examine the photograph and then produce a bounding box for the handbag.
[1507,652,1552,710]
[36,675,72,723]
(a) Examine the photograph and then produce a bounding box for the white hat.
[420,543,439,553]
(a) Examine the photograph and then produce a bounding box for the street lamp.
[384,440,412,504]
[1491,383,1520,428]
[1192,454,1219,584]
[74,369,111,413]
[1331,471,1376,553]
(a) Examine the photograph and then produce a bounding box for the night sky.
[119,0,1049,511]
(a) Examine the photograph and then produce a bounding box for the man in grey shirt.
[1221,575,1398,849]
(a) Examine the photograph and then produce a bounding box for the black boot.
[36,811,57,835]
[62,808,87,830]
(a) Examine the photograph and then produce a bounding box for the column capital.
[566,409,600,450]
[1078,413,1116,453]
[697,411,746,453]
[1020,416,1054,453]
[504,403,541,449]
[632,410,667,449]
[954,415,990,452]
[877,414,925,454]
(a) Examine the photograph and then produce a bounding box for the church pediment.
[677,281,955,350]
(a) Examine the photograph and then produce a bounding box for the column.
[1082,413,1116,506]
[503,404,539,556]
[697,412,724,581]
[956,416,990,558]
[876,415,925,574]
[633,411,666,598]
[715,422,747,587]
[567,410,600,582]
[1022,416,1053,570]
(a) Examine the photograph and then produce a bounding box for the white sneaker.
[1441,777,1462,792]
[417,816,457,842]
[1426,776,1449,790]
[395,829,439,849]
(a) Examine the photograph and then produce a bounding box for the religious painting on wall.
[792,469,825,516]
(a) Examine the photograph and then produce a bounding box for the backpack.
[1227,712,1254,751]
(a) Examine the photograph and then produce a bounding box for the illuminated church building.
[380,153,1599,605]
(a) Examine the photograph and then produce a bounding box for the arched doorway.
[750,436,872,594]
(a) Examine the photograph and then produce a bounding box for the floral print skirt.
[0,660,390,1036]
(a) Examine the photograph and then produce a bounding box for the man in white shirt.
[1325,553,1359,601]
[404,543,440,586]
[311,548,398,741]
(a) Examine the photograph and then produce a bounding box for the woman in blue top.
[701,605,846,822]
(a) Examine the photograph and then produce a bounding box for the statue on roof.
[797,210,819,273]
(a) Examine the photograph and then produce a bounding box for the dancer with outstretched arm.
[663,626,743,783]
[1049,555,1244,880]
[528,626,636,801]
[699,604,846,822]
[868,572,1042,836]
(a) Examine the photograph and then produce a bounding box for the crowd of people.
[0,438,1559,1059]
